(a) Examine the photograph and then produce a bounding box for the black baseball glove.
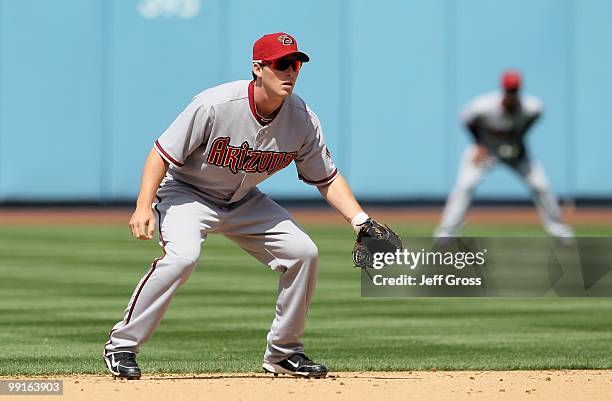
[352,219,403,268]
[495,141,526,165]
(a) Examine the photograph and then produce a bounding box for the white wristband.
[351,212,369,233]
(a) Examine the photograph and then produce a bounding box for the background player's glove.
[496,142,525,164]
[352,219,402,268]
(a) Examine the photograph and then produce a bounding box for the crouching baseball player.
[103,32,379,380]
[435,71,574,242]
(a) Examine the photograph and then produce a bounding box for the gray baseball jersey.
[154,80,338,203]
[461,91,542,160]
[105,79,339,367]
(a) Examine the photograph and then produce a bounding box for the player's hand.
[129,207,156,240]
[472,144,489,164]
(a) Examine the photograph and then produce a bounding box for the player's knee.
[173,255,199,271]
[301,239,318,262]
[529,181,547,195]
[166,248,200,272]
[287,235,318,262]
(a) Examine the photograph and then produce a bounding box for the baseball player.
[103,32,376,380]
[434,71,574,242]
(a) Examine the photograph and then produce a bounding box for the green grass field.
[1,223,611,375]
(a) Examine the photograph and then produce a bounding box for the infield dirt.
[4,370,612,401]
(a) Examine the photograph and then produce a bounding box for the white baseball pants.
[435,146,574,239]
[105,183,319,364]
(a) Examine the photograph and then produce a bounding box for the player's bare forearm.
[317,174,364,224]
[472,143,489,164]
[136,147,169,208]
[129,147,169,240]
[518,114,540,138]
[466,121,480,142]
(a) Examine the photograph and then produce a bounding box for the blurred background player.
[434,70,574,242]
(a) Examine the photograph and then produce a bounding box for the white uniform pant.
[435,146,574,239]
[105,183,319,364]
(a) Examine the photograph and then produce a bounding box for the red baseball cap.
[501,70,522,91]
[252,32,310,63]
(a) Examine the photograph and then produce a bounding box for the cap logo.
[277,35,294,46]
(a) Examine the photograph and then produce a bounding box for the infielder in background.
[103,32,376,380]
[434,71,574,242]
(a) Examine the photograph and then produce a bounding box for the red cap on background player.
[501,70,522,91]
[253,32,310,63]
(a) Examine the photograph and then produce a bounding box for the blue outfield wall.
[0,0,610,201]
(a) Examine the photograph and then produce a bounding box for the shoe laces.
[290,353,314,365]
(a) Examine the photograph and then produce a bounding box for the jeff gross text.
[369,249,487,288]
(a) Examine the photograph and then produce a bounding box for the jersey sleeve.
[460,98,483,126]
[295,110,338,187]
[154,100,214,167]
[523,95,543,119]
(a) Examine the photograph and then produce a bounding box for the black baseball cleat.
[103,351,141,380]
[262,353,328,378]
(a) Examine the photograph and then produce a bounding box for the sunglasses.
[258,58,302,72]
